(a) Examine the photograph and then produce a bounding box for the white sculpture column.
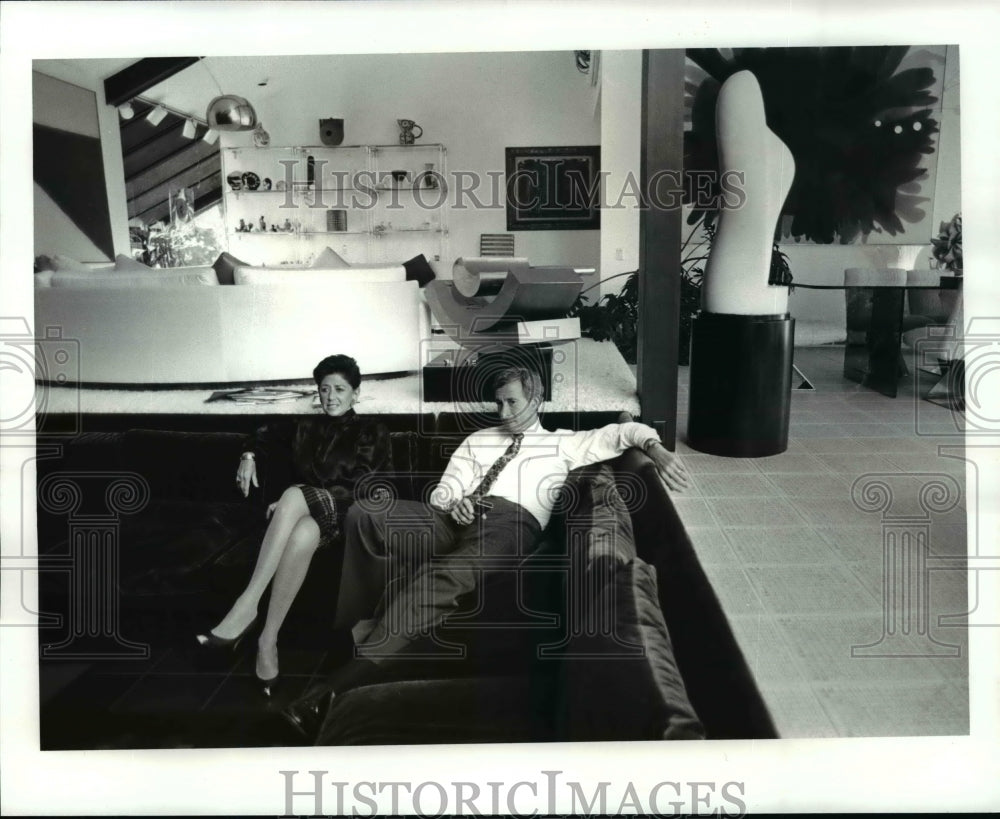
[702,70,795,315]
[688,70,798,457]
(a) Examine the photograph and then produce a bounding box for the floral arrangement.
[142,220,223,268]
[931,213,962,274]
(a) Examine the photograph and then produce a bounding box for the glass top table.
[795,276,962,398]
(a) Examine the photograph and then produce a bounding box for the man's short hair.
[493,366,543,404]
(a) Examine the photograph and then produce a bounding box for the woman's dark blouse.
[243,410,391,508]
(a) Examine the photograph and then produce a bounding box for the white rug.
[38,338,641,417]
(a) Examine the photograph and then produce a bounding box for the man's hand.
[645,442,690,492]
[449,498,476,526]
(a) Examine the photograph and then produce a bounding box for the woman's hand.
[449,498,476,526]
[236,457,258,498]
[266,500,279,519]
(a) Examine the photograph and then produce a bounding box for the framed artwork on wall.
[505,145,601,231]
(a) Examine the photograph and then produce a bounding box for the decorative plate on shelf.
[241,171,261,191]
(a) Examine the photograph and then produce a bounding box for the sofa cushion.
[212,251,249,285]
[119,429,254,504]
[557,462,637,569]
[313,246,350,269]
[119,499,264,597]
[51,254,111,274]
[114,254,152,272]
[402,253,436,287]
[557,556,705,741]
[317,675,558,745]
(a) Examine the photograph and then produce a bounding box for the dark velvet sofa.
[36,415,776,747]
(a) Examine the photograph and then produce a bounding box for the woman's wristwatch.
[642,438,661,454]
[240,452,255,462]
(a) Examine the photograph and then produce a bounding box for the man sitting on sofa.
[282,366,690,740]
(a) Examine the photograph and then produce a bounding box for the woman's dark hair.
[313,354,361,388]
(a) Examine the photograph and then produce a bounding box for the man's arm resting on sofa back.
[562,421,690,493]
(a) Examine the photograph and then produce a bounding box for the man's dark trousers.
[338,497,542,660]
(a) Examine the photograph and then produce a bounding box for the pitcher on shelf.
[397,119,423,145]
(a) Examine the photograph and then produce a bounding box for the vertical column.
[637,49,684,448]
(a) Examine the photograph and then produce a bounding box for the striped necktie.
[470,433,524,500]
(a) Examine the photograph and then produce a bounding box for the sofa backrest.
[232,265,405,285]
[34,279,423,383]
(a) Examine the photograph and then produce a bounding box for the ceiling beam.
[104,57,202,108]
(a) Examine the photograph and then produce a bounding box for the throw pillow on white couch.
[312,246,351,269]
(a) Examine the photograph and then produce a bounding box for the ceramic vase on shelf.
[422,163,438,189]
[397,119,423,145]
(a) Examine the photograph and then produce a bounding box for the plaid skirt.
[297,484,343,548]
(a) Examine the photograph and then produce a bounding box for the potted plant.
[571,214,791,367]
[678,216,714,365]
[931,213,962,275]
[570,270,639,364]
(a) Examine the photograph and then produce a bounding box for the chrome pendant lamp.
[205,94,258,132]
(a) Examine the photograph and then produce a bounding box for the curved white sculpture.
[702,70,796,315]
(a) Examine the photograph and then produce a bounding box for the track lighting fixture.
[145,105,168,126]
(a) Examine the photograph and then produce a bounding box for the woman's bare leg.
[209,486,311,639]
[255,515,322,681]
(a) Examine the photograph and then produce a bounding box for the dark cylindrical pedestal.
[687,312,794,457]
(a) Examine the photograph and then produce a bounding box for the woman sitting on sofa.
[196,354,391,696]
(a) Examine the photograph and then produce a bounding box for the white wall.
[598,51,642,299]
[32,69,130,260]
[207,51,601,277]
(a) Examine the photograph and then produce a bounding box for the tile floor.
[671,345,970,737]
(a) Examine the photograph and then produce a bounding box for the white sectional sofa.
[33,255,428,385]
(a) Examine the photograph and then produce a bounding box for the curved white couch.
[34,265,427,385]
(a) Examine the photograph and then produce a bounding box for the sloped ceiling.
[102,58,223,226]
[121,99,221,226]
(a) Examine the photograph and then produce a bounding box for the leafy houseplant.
[142,220,223,268]
[678,217,713,366]
[678,215,792,365]
[570,270,639,364]
[571,215,792,367]
[931,213,962,274]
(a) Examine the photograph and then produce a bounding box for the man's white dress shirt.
[431,419,660,528]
